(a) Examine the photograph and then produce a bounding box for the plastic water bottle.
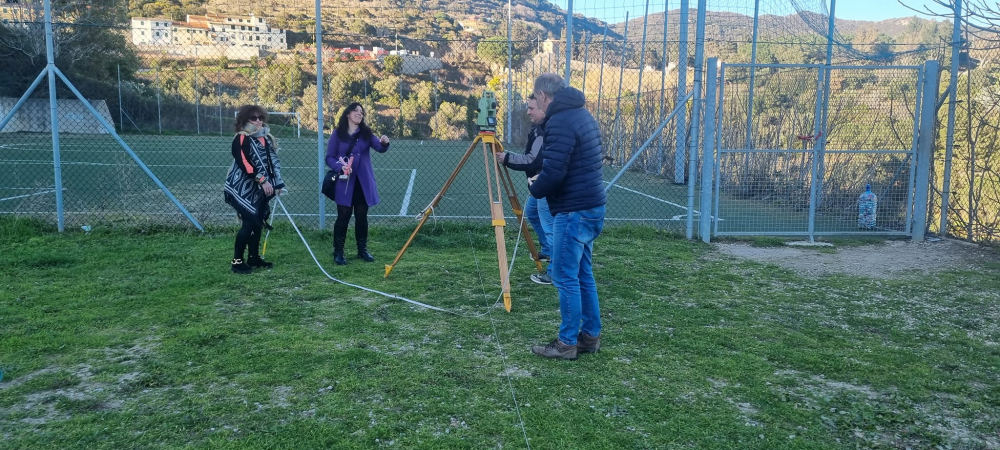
[858,184,877,229]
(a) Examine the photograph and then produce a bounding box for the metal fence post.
[630,0,651,166]
[905,68,925,236]
[686,0,706,240]
[813,0,838,214]
[657,0,669,173]
[195,65,200,134]
[217,69,222,136]
[44,0,64,231]
[565,0,574,83]
[118,65,124,131]
[807,68,826,241]
[940,0,963,236]
[714,63,727,236]
[506,0,513,145]
[700,57,718,242]
[611,14,629,164]
[913,60,940,241]
[745,0,761,150]
[596,26,608,121]
[675,0,689,183]
[156,64,162,134]
[316,0,326,229]
[582,31,589,91]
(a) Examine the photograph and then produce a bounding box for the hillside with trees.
[3,0,954,140]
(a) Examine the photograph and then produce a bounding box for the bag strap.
[346,132,362,157]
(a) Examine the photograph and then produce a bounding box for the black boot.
[334,232,348,265]
[231,258,252,274]
[357,238,374,262]
[247,255,273,269]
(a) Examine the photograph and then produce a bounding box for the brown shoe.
[578,333,601,354]
[531,339,578,360]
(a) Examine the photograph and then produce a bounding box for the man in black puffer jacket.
[528,73,607,361]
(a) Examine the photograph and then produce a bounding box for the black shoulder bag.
[321,133,361,201]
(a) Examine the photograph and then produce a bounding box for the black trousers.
[334,179,369,251]
[234,212,262,260]
[233,196,270,261]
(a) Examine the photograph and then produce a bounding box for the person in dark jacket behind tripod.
[495,93,553,285]
[224,105,286,274]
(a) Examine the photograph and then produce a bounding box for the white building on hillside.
[131,13,287,51]
[131,17,173,46]
[1,2,40,26]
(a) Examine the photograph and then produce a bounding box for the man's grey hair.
[533,73,565,97]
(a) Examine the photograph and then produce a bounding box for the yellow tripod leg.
[385,135,482,278]
[482,135,512,311]
[497,162,544,273]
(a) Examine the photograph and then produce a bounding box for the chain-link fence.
[2,0,998,242]
[925,4,1000,244]
[714,63,925,236]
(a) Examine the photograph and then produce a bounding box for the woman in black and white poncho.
[224,105,286,274]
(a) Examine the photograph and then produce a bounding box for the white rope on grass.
[274,196,454,314]
[275,196,531,317]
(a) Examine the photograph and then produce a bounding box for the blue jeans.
[524,196,554,257]
[550,205,606,346]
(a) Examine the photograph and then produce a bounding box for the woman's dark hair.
[335,102,372,140]
[234,104,267,132]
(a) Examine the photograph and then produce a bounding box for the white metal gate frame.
[703,61,940,242]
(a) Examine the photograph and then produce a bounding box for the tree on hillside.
[327,64,369,103]
[510,20,546,59]
[350,19,377,36]
[259,61,305,110]
[373,76,402,107]
[477,36,519,69]
[412,81,435,111]
[299,82,349,133]
[383,55,404,75]
[430,101,468,140]
[400,97,420,137]
[0,1,139,97]
[328,73,355,104]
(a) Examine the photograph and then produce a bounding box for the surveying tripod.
[384,131,546,312]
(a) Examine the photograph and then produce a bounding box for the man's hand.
[494,151,505,165]
[262,181,274,196]
[380,135,390,145]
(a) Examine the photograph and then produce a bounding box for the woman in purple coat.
[325,102,390,265]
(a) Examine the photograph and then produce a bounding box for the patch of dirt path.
[714,239,997,278]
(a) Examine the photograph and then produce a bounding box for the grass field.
[4,133,914,236]
[1,216,998,449]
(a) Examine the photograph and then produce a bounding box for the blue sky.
[560,0,949,25]
[833,0,943,21]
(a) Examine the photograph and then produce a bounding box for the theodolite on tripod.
[384,90,545,312]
